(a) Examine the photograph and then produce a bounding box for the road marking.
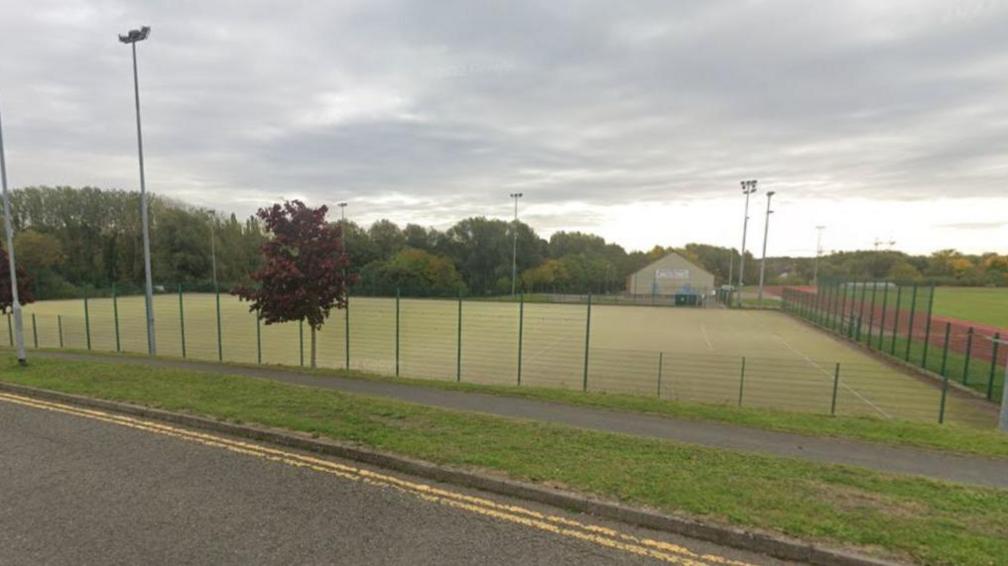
[772,334,892,419]
[700,324,714,352]
[0,392,752,566]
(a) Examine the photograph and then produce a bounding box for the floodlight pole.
[210,220,218,290]
[337,202,348,250]
[337,201,348,276]
[757,191,775,303]
[727,249,734,293]
[813,225,825,285]
[737,180,757,306]
[0,103,26,365]
[120,26,156,355]
[510,192,523,297]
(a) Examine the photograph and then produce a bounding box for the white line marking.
[774,334,892,420]
[700,324,714,352]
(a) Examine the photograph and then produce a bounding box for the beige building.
[626,253,715,299]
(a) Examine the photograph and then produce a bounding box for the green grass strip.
[2,357,1007,565]
[16,347,1008,458]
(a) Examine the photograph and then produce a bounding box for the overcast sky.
[1,1,1006,256]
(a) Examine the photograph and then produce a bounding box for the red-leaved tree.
[0,246,34,313]
[234,200,349,368]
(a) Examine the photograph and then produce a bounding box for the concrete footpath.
[26,351,1008,489]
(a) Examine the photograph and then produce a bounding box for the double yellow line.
[0,392,751,566]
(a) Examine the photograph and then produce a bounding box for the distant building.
[625,253,715,304]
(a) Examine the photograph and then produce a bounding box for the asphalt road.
[0,394,786,566]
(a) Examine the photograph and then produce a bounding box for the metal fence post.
[1000,357,1008,432]
[866,281,878,347]
[738,356,746,407]
[215,285,223,362]
[890,286,902,355]
[31,313,37,348]
[921,284,936,369]
[395,288,401,377]
[938,321,953,423]
[962,327,974,385]
[299,319,304,367]
[904,284,918,362]
[831,362,840,415]
[830,281,838,330]
[517,293,524,386]
[178,284,187,358]
[57,315,63,348]
[456,291,462,382]
[345,293,351,372]
[255,308,262,365]
[6,313,11,346]
[113,283,121,353]
[877,282,889,350]
[856,281,868,341]
[814,284,822,324]
[657,352,663,398]
[939,322,952,378]
[84,287,91,351]
[988,333,1001,401]
[839,282,849,336]
[582,293,592,392]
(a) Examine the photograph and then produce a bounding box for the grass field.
[933,286,1008,328]
[2,357,1006,566]
[12,293,995,427]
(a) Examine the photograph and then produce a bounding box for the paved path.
[0,392,780,566]
[29,351,1008,489]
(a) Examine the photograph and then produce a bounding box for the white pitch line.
[700,324,714,352]
[523,318,582,364]
[774,334,892,420]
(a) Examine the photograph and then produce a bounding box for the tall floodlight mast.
[737,180,758,306]
[119,25,156,355]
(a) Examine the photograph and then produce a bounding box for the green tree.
[369,219,406,260]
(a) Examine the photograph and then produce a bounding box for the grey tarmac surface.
[0,396,788,566]
[30,351,1008,489]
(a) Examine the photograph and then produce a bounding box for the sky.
[1,0,1006,256]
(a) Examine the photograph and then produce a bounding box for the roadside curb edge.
[0,379,902,566]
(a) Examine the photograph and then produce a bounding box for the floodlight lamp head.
[119,26,151,44]
[767,190,776,197]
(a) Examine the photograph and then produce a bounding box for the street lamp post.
[0,103,26,365]
[119,25,156,356]
[757,191,776,303]
[509,192,523,297]
[813,225,825,286]
[737,180,758,306]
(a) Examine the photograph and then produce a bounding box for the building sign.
[656,268,689,280]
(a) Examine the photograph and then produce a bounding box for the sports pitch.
[933,286,1008,328]
[16,294,996,428]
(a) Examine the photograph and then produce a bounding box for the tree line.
[2,186,1005,300]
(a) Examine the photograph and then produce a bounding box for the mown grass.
[13,347,1008,458]
[933,287,1008,328]
[1,357,1008,565]
[270,362,1008,458]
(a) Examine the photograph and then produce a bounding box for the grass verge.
[15,347,1008,458]
[287,365,1008,458]
[1,356,1007,565]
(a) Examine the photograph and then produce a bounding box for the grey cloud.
[1,0,1006,247]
